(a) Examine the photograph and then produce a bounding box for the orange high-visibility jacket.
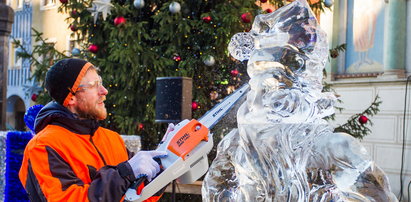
[19,102,162,202]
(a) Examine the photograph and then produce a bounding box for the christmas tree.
[15,0,381,148]
[21,0,263,148]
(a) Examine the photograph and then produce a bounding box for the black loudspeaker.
[155,77,192,123]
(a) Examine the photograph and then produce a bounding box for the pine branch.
[12,29,68,104]
[334,95,382,139]
[329,43,346,59]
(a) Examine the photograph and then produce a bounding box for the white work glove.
[128,150,167,181]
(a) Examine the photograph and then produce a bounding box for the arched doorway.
[6,95,26,131]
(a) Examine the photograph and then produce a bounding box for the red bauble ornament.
[266,8,273,13]
[70,25,77,31]
[192,101,199,110]
[358,115,368,124]
[31,94,38,102]
[241,12,253,23]
[173,55,181,62]
[88,44,99,53]
[138,123,144,130]
[60,0,68,4]
[70,9,78,18]
[260,0,268,3]
[114,16,127,26]
[230,69,239,77]
[202,16,212,23]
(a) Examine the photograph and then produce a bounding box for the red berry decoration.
[330,49,339,58]
[138,123,144,130]
[230,69,239,77]
[358,115,368,124]
[202,16,212,23]
[266,8,273,13]
[241,12,253,23]
[114,16,126,26]
[260,0,268,3]
[31,94,38,102]
[191,101,199,110]
[60,0,68,4]
[88,44,99,53]
[70,25,77,31]
[173,55,181,62]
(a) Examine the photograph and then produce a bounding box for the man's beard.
[75,98,107,120]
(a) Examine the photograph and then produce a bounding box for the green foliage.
[334,95,382,139]
[19,0,378,150]
[12,29,68,104]
[329,43,346,59]
[26,0,260,149]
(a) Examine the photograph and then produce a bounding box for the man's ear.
[67,94,77,108]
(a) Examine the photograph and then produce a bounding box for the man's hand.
[127,150,167,181]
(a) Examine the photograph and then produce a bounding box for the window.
[344,0,384,74]
[40,0,57,10]
[45,39,57,66]
[9,0,24,9]
[331,0,387,79]
[9,39,23,70]
[67,37,82,56]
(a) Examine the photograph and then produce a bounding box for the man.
[19,58,167,201]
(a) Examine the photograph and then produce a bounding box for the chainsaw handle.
[129,177,146,191]
[128,157,162,193]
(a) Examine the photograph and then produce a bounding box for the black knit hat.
[45,58,93,106]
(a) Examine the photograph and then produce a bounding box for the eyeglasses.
[77,76,103,92]
[69,76,103,95]
[68,76,104,95]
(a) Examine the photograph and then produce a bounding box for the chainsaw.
[125,84,249,202]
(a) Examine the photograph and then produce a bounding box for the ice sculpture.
[202,0,398,201]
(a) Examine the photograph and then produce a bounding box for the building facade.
[321,0,411,200]
[6,0,70,130]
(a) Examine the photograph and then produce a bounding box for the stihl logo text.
[212,108,223,117]
[177,133,190,147]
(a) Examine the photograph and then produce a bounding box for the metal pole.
[0,0,15,130]
[172,180,176,202]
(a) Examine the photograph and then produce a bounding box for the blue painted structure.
[6,2,33,130]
